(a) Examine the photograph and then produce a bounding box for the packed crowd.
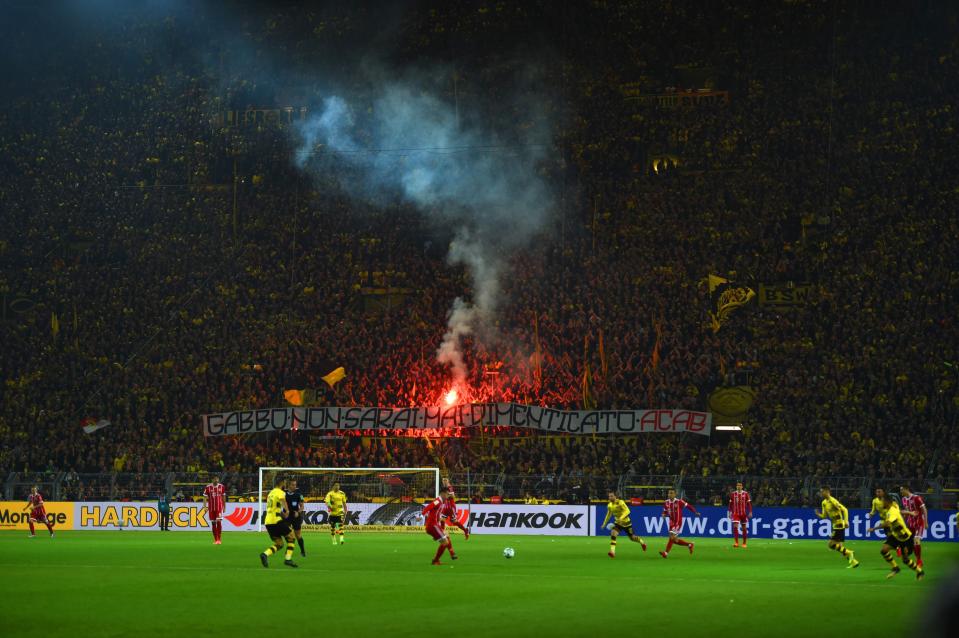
[1,2,957,497]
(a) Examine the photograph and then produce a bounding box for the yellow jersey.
[264,487,288,525]
[325,490,348,516]
[603,499,631,527]
[881,503,912,542]
[818,496,849,530]
[869,497,890,519]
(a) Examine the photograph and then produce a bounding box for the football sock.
[881,549,897,568]
[28,520,35,535]
[264,544,278,557]
[914,545,922,561]
[674,538,690,547]
[433,545,446,562]
[447,539,455,555]
[297,538,305,553]
[285,547,294,561]
[609,539,617,555]
[733,526,739,543]
[665,538,674,553]
[741,526,748,543]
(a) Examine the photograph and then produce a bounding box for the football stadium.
[1,1,957,636]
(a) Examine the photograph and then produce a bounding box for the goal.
[256,466,440,531]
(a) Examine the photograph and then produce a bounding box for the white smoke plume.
[293,71,554,388]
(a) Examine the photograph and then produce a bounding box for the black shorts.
[329,515,343,527]
[886,535,915,553]
[613,523,635,536]
[287,516,302,531]
[266,522,291,538]
[830,529,846,543]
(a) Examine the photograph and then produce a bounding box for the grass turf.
[1,531,956,637]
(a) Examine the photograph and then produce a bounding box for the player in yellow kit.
[602,490,647,558]
[867,494,924,580]
[868,487,900,556]
[324,482,349,545]
[815,486,859,569]
[259,476,298,568]
[869,487,891,519]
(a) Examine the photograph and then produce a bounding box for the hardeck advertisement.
[594,505,959,542]
[0,501,74,531]
[76,502,211,530]
[66,502,592,535]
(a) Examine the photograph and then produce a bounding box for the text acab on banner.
[202,403,712,437]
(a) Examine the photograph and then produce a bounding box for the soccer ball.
[503,547,515,559]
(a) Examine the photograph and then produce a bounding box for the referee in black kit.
[285,478,306,556]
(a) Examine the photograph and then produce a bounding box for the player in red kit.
[202,475,227,545]
[423,486,453,565]
[900,485,928,567]
[729,481,752,548]
[441,478,470,542]
[23,486,54,538]
[660,488,700,558]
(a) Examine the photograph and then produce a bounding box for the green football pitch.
[1,532,957,637]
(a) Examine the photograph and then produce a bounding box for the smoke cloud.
[294,73,554,387]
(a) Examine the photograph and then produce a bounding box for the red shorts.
[426,524,446,541]
[731,516,748,525]
[30,509,47,523]
[669,522,683,535]
[907,522,925,539]
[208,510,222,521]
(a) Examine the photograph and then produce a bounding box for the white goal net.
[256,466,440,531]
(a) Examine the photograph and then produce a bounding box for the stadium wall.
[3,502,955,541]
[52,502,593,535]
[593,505,959,542]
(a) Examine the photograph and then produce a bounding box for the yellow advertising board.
[0,501,74,531]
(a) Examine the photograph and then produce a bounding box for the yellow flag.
[582,362,596,410]
[283,389,304,406]
[321,366,346,387]
[706,274,755,332]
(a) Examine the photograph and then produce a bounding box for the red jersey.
[441,497,458,520]
[728,490,752,519]
[28,493,47,518]
[423,497,445,529]
[901,494,926,529]
[203,483,226,514]
[663,497,697,528]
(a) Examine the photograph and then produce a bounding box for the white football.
[503,547,515,559]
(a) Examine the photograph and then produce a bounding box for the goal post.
[256,467,440,531]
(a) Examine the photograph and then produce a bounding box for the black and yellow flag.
[707,274,755,332]
[283,361,347,406]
